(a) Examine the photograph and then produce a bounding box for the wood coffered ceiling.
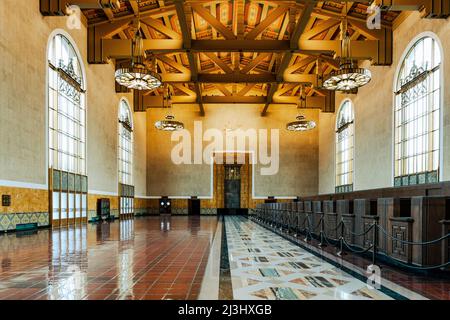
[40,0,450,116]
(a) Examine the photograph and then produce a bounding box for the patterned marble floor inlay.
[225,216,393,300]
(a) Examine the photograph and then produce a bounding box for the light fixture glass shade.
[323,12,372,92]
[116,65,162,90]
[115,65,162,91]
[323,62,372,91]
[155,115,184,131]
[286,115,316,132]
[114,0,162,91]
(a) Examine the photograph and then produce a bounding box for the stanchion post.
[304,214,310,242]
[337,218,344,256]
[372,217,379,266]
[319,216,326,247]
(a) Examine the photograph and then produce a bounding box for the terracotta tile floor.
[0,216,218,300]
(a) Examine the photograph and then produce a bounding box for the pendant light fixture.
[155,85,184,131]
[115,0,162,91]
[286,87,316,132]
[323,3,371,91]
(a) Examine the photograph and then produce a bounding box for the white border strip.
[198,218,223,300]
[88,190,118,196]
[0,180,48,190]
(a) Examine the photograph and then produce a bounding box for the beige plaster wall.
[318,12,450,194]
[147,104,319,198]
[133,110,147,197]
[0,0,146,196]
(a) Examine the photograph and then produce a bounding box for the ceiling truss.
[40,0,449,116]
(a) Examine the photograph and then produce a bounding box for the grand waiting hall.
[0,0,449,302]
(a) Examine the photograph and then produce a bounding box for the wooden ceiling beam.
[261,84,279,116]
[157,55,190,73]
[235,0,245,40]
[103,8,114,21]
[195,73,317,84]
[324,24,340,40]
[129,0,139,15]
[240,53,271,74]
[237,84,256,97]
[263,0,315,116]
[342,2,354,15]
[245,5,289,40]
[197,73,275,83]
[274,83,297,97]
[190,40,291,52]
[141,17,182,39]
[73,0,120,9]
[174,0,191,47]
[299,39,379,60]
[195,83,205,116]
[215,84,233,96]
[191,4,236,39]
[291,85,301,96]
[137,94,197,108]
[90,5,176,27]
[174,0,203,115]
[204,96,266,104]
[347,19,385,40]
[172,83,196,97]
[40,0,120,14]
[290,1,316,49]
[102,38,386,64]
[160,73,192,83]
[300,18,341,40]
[118,30,128,40]
[88,19,132,63]
[138,23,149,39]
[287,4,300,38]
[102,39,337,55]
[311,9,392,29]
[139,95,270,107]
[136,94,334,110]
[284,56,317,74]
[173,2,194,72]
[203,53,234,74]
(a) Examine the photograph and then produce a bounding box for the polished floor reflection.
[0,215,443,300]
[225,216,394,300]
[0,216,218,300]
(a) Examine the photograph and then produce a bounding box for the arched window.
[48,33,86,174]
[336,100,354,193]
[118,99,134,217]
[48,32,87,226]
[118,99,133,185]
[394,35,442,186]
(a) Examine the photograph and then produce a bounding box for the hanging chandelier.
[286,87,316,132]
[115,0,161,91]
[155,85,184,131]
[286,115,316,131]
[323,4,371,91]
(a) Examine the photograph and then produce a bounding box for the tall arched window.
[394,35,442,186]
[118,99,133,185]
[48,32,87,226]
[118,99,134,217]
[336,100,354,193]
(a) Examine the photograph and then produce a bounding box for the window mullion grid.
[395,38,440,182]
